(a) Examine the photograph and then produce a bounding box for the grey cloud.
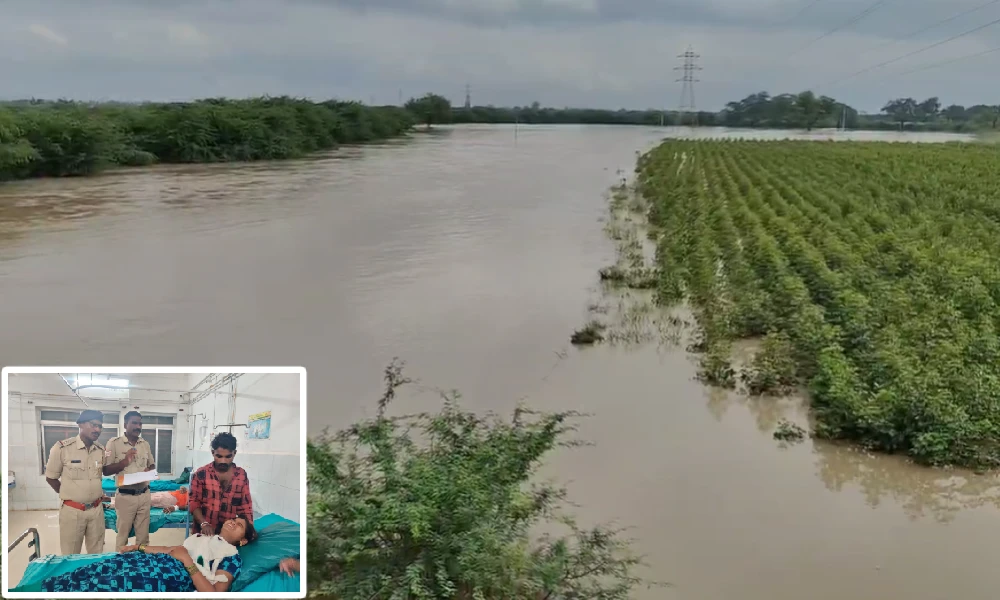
[1,0,999,112]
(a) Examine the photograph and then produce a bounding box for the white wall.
[180,373,301,522]
[6,373,189,511]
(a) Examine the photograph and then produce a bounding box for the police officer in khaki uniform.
[105,410,156,550]
[44,409,112,555]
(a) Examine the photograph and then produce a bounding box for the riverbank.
[590,138,1000,470]
[0,97,415,182]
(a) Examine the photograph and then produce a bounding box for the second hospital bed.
[102,476,191,534]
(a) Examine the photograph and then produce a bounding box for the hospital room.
[3,369,305,596]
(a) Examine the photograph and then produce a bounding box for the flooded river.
[1,125,997,599]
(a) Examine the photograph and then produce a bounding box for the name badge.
[70,460,81,463]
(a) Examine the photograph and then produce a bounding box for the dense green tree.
[793,91,837,130]
[943,104,967,123]
[917,97,941,122]
[404,93,452,128]
[881,98,918,129]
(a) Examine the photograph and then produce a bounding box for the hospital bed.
[8,512,301,593]
[101,477,191,533]
[102,476,184,496]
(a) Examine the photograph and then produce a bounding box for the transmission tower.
[674,46,701,126]
[464,83,472,109]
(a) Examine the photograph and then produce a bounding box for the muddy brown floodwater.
[1,125,997,599]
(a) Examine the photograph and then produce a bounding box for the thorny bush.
[306,359,653,599]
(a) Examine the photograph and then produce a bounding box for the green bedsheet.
[103,507,189,536]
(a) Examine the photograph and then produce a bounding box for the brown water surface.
[0,125,996,599]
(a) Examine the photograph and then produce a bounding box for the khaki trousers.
[59,503,104,555]
[114,489,151,549]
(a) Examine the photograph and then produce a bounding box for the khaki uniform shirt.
[106,435,155,490]
[44,435,109,504]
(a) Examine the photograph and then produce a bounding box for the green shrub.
[306,360,652,599]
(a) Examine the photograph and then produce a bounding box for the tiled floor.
[6,509,187,588]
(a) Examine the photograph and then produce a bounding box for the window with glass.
[38,410,119,475]
[140,414,175,475]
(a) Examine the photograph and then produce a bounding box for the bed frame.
[7,508,188,569]
[7,528,41,563]
[102,502,192,532]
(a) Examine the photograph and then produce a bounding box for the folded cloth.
[182,534,238,584]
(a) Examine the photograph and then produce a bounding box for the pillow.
[231,521,301,592]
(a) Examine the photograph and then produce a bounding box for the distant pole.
[674,46,701,127]
[398,89,403,105]
[464,84,471,109]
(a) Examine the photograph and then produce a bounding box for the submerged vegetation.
[306,360,651,599]
[636,139,1000,469]
[0,97,415,181]
[773,419,807,444]
[570,320,607,345]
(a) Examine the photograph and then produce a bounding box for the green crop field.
[636,139,1000,469]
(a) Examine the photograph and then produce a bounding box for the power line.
[869,0,1000,52]
[796,0,892,52]
[897,44,1000,76]
[778,0,825,28]
[819,14,1000,88]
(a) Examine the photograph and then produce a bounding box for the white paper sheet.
[120,470,158,486]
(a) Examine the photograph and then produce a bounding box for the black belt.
[118,487,149,495]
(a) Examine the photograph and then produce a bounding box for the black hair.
[124,411,142,425]
[243,518,258,544]
[211,431,238,453]
[218,515,258,544]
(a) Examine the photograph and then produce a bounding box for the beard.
[214,463,231,472]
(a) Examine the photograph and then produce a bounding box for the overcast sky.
[1,0,999,112]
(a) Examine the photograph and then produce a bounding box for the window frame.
[139,413,175,476]
[38,412,120,476]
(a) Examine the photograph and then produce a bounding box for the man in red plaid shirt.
[189,432,254,536]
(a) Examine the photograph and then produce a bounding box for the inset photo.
[3,368,306,599]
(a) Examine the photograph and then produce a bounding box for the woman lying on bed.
[41,517,256,593]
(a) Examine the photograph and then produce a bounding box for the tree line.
[719,91,1000,132]
[0,97,414,181]
[4,90,998,183]
[405,91,1000,133]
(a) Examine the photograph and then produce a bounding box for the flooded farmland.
[1,124,997,600]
